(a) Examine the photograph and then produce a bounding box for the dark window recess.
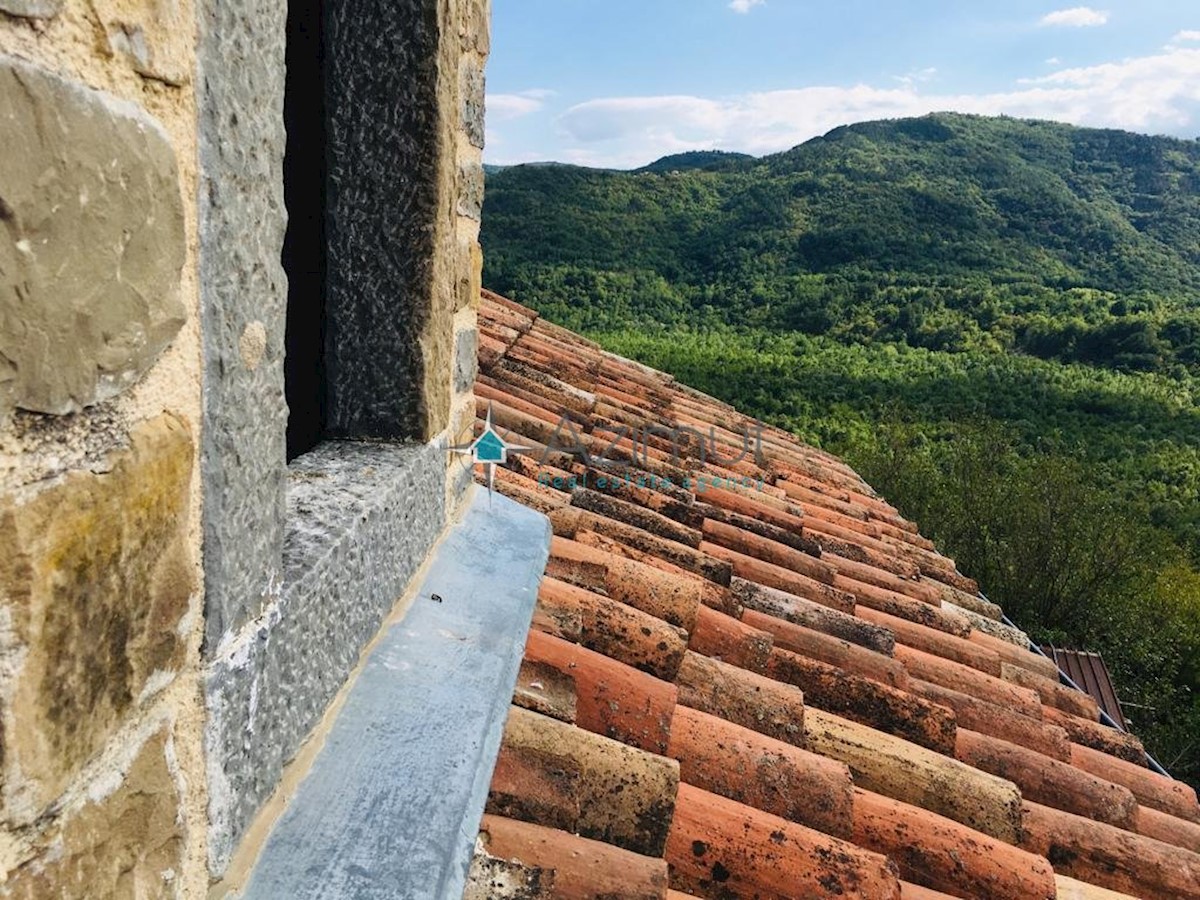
[283,0,328,461]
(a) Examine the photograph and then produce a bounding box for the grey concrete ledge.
[239,487,551,900]
[205,440,452,875]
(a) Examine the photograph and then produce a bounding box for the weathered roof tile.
[470,289,1200,900]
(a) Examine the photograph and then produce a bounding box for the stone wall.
[0,0,489,894]
[0,0,208,892]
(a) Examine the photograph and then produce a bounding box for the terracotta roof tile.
[701,540,857,613]
[893,644,1043,716]
[955,729,1139,829]
[733,577,896,654]
[665,783,902,899]
[767,647,957,752]
[674,650,806,747]
[1003,663,1101,720]
[687,606,774,673]
[488,706,679,856]
[477,814,669,900]
[523,630,676,755]
[804,707,1025,843]
[851,787,1057,899]
[536,576,689,680]
[909,679,1072,761]
[1020,799,1200,898]
[741,607,906,687]
[469,289,1200,900]
[1069,741,1200,822]
[1041,705,1148,765]
[666,704,854,839]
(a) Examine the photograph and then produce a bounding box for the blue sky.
[484,1,1200,168]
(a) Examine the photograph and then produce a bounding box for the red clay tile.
[842,577,975,637]
[674,650,806,748]
[1133,803,1200,854]
[550,536,704,631]
[478,814,669,900]
[1053,874,1142,900]
[570,487,703,549]
[694,501,823,556]
[1002,663,1100,720]
[700,518,837,585]
[666,704,854,839]
[968,629,1062,680]
[766,648,957,753]
[665,783,902,900]
[824,552,945,605]
[909,679,1071,761]
[741,608,907,688]
[687,606,773,673]
[899,882,961,900]
[1040,706,1147,765]
[536,576,689,681]
[489,467,570,515]
[955,729,1138,829]
[851,787,1057,900]
[733,577,896,654]
[475,381,563,425]
[523,629,677,755]
[893,644,1043,717]
[701,485,808,534]
[1069,741,1200,823]
[804,708,1024,843]
[1020,799,1200,899]
[857,605,1002,675]
[513,658,577,724]
[568,530,741,617]
[489,706,679,857]
[700,540,857,613]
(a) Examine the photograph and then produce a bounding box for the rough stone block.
[0,0,61,17]
[458,158,485,221]
[204,440,447,875]
[0,415,194,823]
[457,239,484,312]
[3,728,184,898]
[196,0,289,651]
[455,326,479,393]
[460,55,486,149]
[459,0,490,56]
[0,55,186,416]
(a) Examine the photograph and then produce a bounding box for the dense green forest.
[481,113,1200,784]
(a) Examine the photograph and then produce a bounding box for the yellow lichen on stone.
[0,413,194,823]
[4,727,184,898]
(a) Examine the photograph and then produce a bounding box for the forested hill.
[483,113,1200,374]
[481,113,1200,785]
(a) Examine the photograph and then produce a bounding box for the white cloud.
[1046,57,1062,65]
[487,93,547,121]
[555,46,1200,168]
[1170,30,1200,44]
[729,0,765,13]
[893,67,938,86]
[1040,7,1110,27]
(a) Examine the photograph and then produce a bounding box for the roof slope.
[464,290,1200,900]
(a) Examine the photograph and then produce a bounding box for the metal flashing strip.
[240,488,551,899]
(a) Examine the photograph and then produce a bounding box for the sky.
[484,1,1200,169]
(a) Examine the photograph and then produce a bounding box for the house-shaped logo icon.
[449,402,532,497]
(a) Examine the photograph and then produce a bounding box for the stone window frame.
[196,0,468,876]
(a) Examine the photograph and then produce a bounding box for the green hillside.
[481,113,1200,784]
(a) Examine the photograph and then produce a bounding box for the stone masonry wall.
[0,0,207,895]
[0,0,489,892]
